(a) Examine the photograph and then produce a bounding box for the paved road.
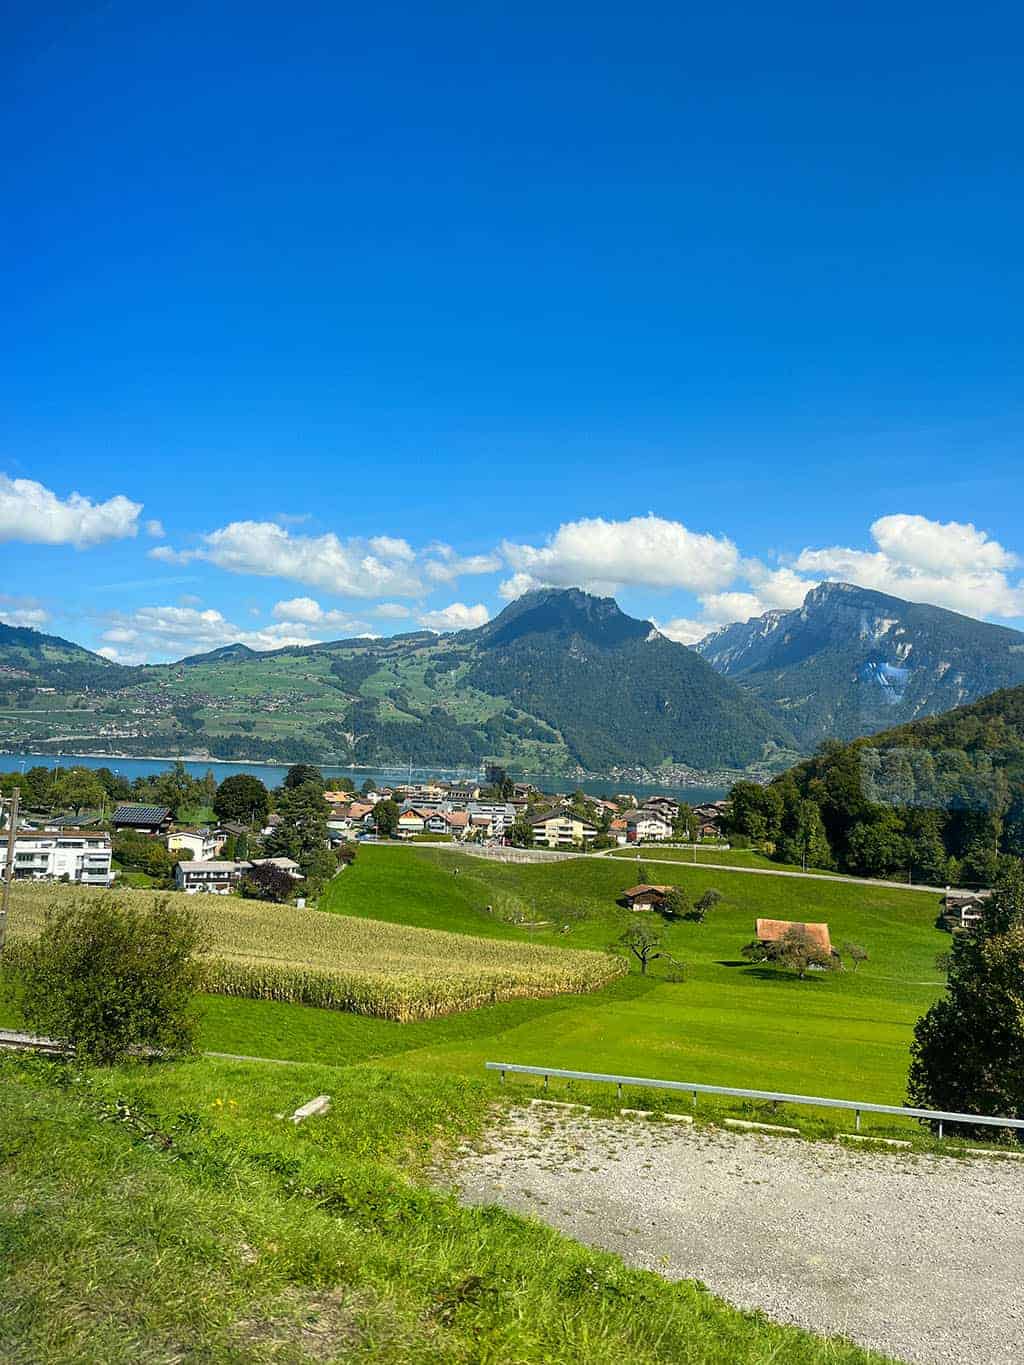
[451,1105,1024,1365]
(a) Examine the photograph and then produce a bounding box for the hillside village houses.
[1,774,730,892]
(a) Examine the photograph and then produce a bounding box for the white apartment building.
[626,813,673,843]
[12,828,113,886]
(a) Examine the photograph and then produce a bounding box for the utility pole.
[1,785,20,965]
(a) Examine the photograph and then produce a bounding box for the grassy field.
[314,847,948,1105]
[0,1051,890,1363]
[607,846,840,873]
[4,845,950,1112]
[6,881,623,1022]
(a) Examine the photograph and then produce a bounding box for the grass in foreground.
[0,1052,891,1364]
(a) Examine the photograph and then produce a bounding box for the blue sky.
[3,1,1023,660]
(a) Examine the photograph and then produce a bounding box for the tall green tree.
[263,782,330,873]
[372,799,400,838]
[284,763,323,791]
[907,863,1024,1136]
[50,767,106,816]
[213,773,270,824]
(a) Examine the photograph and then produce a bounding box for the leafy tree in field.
[659,887,689,920]
[372,799,401,838]
[213,773,270,825]
[18,893,206,1065]
[240,862,296,903]
[614,921,685,977]
[509,814,534,848]
[284,763,323,791]
[50,767,106,815]
[907,864,1024,1137]
[742,927,838,979]
[335,842,358,865]
[690,888,723,922]
[635,862,650,884]
[843,942,869,971]
[360,778,377,795]
[264,783,330,874]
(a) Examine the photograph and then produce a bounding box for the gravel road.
[447,1106,1024,1365]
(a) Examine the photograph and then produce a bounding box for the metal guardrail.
[485,1062,1024,1141]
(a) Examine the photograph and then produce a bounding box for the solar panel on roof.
[112,804,172,823]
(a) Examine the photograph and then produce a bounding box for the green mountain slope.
[0,590,795,774]
[697,581,1024,747]
[0,622,136,691]
[748,683,1024,882]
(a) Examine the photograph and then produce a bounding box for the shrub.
[15,892,206,1064]
[240,862,296,903]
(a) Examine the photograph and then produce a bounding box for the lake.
[0,752,728,803]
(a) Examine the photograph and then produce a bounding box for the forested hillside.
[728,685,1024,886]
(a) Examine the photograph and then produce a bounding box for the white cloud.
[372,602,413,620]
[0,594,50,629]
[98,605,336,663]
[0,474,142,547]
[654,617,715,646]
[153,521,425,597]
[270,597,367,632]
[418,602,491,632]
[424,544,503,582]
[145,519,166,539]
[148,545,190,564]
[502,515,739,594]
[498,571,543,600]
[794,514,1024,619]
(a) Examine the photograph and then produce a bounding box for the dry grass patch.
[6,883,626,1022]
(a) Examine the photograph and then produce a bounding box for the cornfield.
[5,883,626,1022]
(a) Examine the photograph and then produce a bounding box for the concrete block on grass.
[529,1098,591,1114]
[841,1134,911,1149]
[290,1095,331,1123]
[724,1118,800,1136]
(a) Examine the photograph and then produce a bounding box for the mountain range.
[696,581,1024,749]
[0,592,796,775]
[3,581,1024,776]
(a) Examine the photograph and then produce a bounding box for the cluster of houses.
[324,781,730,850]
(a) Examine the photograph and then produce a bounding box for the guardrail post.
[543,1073,548,1090]
[938,1120,944,1140]
[500,1068,505,1086]
[616,1082,622,1100]
[692,1089,698,1109]
[855,1109,861,1132]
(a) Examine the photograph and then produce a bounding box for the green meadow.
[1,846,948,1109]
